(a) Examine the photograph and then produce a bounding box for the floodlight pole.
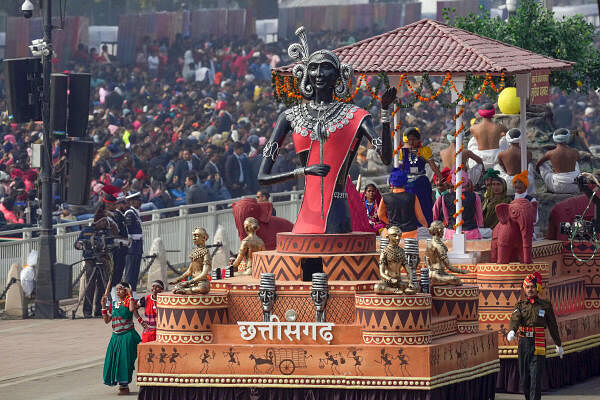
[35,0,58,318]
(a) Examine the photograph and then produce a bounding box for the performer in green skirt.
[101,282,145,395]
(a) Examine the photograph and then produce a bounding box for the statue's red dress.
[291,106,369,234]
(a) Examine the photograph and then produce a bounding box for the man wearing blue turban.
[377,168,428,238]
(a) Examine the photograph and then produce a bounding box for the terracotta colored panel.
[432,285,479,332]
[548,276,585,316]
[356,294,432,345]
[431,316,457,339]
[322,254,379,281]
[137,331,498,387]
[252,251,379,282]
[156,293,229,344]
[252,251,302,281]
[276,232,376,254]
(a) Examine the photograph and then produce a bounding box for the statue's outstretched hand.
[381,87,397,110]
[304,164,330,177]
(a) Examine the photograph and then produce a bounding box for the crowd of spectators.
[0,27,597,230]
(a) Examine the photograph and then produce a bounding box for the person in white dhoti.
[535,128,581,194]
[497,129,536,196]
[440,131,485,185]
[467,103,508,177]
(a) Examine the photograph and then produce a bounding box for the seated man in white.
[467,103,508,178]
[496,128,536,196]
[535,128,580,194]
[440,130,484,185]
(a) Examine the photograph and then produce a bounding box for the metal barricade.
[0,191,304,284]
[0,174,390,285]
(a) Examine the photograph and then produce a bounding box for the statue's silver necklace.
[285,101,359,142]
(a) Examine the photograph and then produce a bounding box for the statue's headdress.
[287,26,353,99]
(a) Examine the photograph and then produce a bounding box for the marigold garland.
[271,69,506,230]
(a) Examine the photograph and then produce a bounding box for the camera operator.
[74,223,101,318]
[73,200,119,318]
[576,173,600,233]
[110,191,131,300]
[124,191,143,295]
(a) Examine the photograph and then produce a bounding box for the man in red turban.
[468,103,507,175]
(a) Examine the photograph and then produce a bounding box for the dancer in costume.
[506,273,563,400]
[140,280,164,343]
[398,127,440,225]
[101,282,143,395]
[257,26,394,234]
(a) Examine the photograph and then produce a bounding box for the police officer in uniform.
[110,192,130,300]
[507,272,564,400]
[124,191,143,295]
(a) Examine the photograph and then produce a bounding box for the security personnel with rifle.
[124,191,143,295]
[506,272,563,400]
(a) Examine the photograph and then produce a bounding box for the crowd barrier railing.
[0,174,390,286]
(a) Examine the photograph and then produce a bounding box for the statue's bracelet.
[293,167,305,177]
[381,107,390,123]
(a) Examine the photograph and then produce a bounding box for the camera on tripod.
[561,217,595,241]
[78,229,116,258]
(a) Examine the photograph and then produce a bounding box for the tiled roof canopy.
[275,19,573,76]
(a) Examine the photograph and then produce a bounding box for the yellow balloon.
[497,87,520,114]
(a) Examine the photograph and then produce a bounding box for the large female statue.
[258,27,395,234]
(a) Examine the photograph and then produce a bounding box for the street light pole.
[35,0,58,319]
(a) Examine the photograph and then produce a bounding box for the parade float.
[137,227,498,400]
[137,20,600,399]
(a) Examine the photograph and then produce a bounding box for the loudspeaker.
[4,57,42,123]
[66,140,94,205]
[53,263,73,301]
[67,73,91,137]
[50,73,68,135]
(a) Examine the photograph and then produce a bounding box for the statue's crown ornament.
[287,26,353,100]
